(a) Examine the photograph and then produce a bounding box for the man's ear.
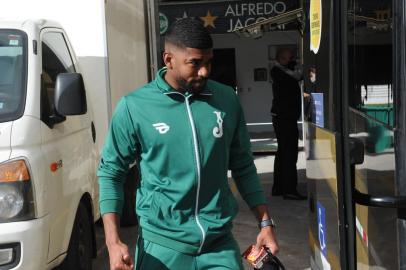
[163,51,173,69]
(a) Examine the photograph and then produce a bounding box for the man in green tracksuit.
[98,18,279,270]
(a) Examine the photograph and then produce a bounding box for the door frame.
[338,0,406,269]
[332,0,356,269]
[394,0,406,268]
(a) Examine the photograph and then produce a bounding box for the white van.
[0,0,154,269]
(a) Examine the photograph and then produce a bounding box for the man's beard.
[177,77,207,93]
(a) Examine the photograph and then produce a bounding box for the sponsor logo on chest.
[153,111,224,138]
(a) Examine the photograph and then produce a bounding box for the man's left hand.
[255,226,279,255]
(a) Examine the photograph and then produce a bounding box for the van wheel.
[59,203,93,270]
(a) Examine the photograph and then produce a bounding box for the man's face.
[278,50,294,66]
[164,45,213,93]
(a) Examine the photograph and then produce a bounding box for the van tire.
[120,166,139,227]
[58,203,93,270]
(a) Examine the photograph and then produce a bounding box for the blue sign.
[311,93,324,128]
[159,0,300,34]
[317,201,327,257]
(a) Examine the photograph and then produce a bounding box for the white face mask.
[310,73,316,83]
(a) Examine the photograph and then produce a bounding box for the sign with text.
[311,93,324,128]
[310,0,322,53]
[159,0,300,34]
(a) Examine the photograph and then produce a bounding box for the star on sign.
[200,10,218,28]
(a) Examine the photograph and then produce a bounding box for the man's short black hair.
[165,18,213,49]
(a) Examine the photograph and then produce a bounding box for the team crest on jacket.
[213,111,224,138]
[153,123,170,134]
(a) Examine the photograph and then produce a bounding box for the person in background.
[270,47,307,200]
[303,67,316,121]
[98,18,279,270]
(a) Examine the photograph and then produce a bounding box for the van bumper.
[0,215,50,270]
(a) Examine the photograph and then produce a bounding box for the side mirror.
[54,73,87,116]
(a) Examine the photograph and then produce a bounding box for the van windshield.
[0,30,27,123]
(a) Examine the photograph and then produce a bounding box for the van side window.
[41,32,75,127]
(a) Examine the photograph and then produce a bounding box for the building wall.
[212,30,300,132]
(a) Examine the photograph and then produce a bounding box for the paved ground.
[93,151,310,270]
[237,152,310,270]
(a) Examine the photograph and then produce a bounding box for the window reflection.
[347,0,393,127]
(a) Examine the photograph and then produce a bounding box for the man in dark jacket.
[270,48,306,200]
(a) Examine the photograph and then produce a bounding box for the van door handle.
[91,121,96,143]
[354,189,406,208]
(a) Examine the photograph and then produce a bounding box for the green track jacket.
[98,68,266,255]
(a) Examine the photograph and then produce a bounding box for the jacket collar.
[155,67,213,96]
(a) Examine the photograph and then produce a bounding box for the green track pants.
[134,236,244,270]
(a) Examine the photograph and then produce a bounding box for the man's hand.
[102,213,134,270]
[251,204,279,255]
[107,241,134,270]
[255,226,279,255]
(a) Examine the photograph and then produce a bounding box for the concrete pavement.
[235,152,310,269]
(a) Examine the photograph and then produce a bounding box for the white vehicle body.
[0,0,150,269]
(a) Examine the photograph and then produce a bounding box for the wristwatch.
[259,218,276,229]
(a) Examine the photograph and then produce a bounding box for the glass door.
[345,0,406,269]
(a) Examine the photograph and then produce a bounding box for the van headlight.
[0,159,35,222]
[0,186,24,218]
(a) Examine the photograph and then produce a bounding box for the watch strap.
[259,219,276,229]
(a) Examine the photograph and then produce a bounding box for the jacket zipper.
[184,94,206,253]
